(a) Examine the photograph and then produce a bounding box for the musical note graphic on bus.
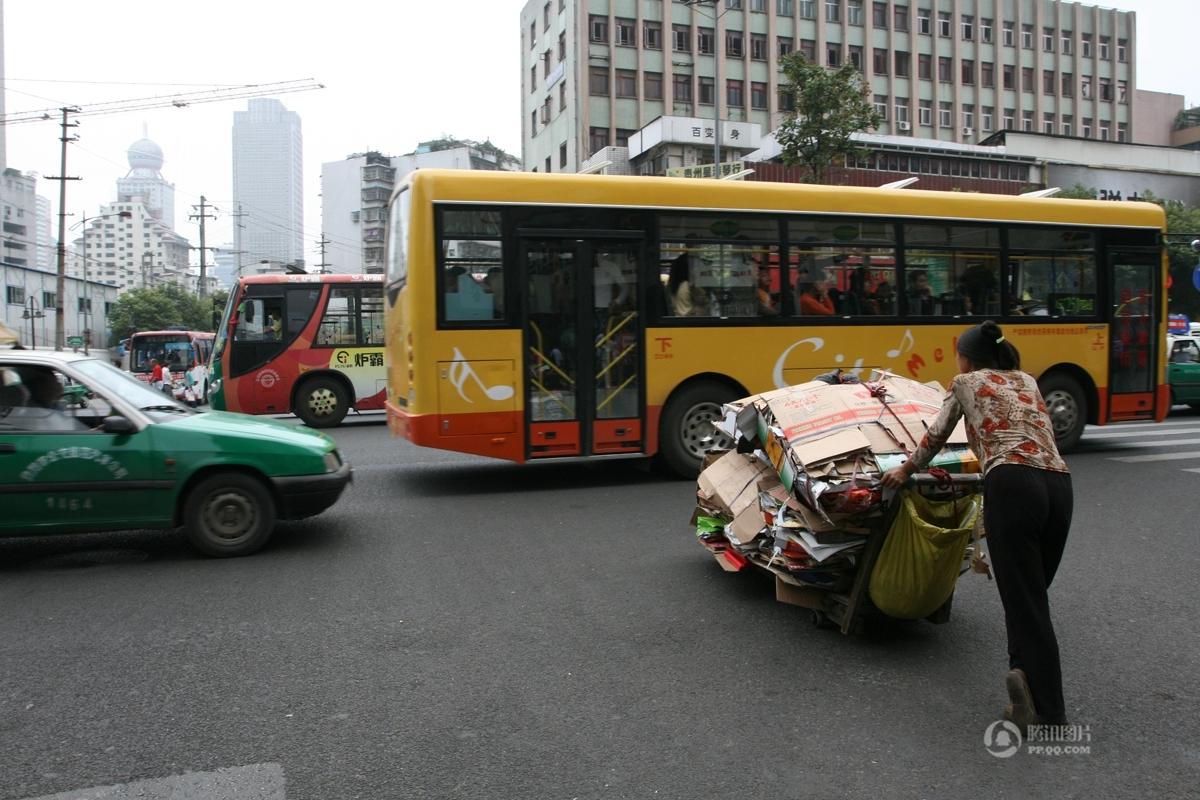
[448,348,515,404]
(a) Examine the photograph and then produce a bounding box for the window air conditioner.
[898,121,911,131]
[540,105,550,123]
[961,127,974,136]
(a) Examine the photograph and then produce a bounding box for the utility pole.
[229,203,247,280]
[189,196,217,297]
[46,107,81,350]
[315,234,332,274]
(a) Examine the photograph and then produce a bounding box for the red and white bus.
[128,329,215,389]
[208,274,386,427]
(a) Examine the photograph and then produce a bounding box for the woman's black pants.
[983,464,1074,722]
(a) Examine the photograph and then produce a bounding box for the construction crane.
[0,78,324,349]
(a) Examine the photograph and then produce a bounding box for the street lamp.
[72,209,132,354]
[681,0,733,174]
[21,296,45,349]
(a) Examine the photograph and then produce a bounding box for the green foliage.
[1056,183,1098,200]
[1160,198,1200,318]
[774,54,882,184]
[107,285,214,344]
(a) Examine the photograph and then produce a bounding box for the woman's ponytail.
[979,320,1021,370]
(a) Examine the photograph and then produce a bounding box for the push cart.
[771,472,984,635]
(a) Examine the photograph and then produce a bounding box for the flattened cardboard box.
[696,450,777,520]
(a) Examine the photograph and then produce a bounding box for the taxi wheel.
[659,381,739,479]
[183,473,276,557]
[295,376,349,428]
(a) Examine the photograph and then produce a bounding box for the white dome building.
[117,129,175,228]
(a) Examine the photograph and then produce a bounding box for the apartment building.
[321,141,520,274]
[521,0,1141,173]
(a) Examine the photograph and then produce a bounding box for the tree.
[107,285,214,344]
[774,54,883,184]
[1056,183,1098,200]
[1157,196,1200,318]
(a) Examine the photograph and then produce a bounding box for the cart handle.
[908,472,983,486]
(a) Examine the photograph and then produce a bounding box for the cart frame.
[772,473,983,634]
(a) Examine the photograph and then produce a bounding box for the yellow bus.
[384,169,1166,476]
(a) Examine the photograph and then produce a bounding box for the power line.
[1,79,324,126]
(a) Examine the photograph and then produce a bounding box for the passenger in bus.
[445,266,466,292]
[907,269,936,315]
[756,269,779,316]
[667,251,709,316]
[796,271,835,316]
[870,280,895,314]
[483,267,505,317]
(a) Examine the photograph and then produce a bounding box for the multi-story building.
[1,168,37,270]
[321,140,519,274]
[71,199,190,292]
[2,261,118,351]
[521,0,1147,173]
[232,98,304,269]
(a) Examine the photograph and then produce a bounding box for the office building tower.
[521,0,1142,173]
[232,98,304,269]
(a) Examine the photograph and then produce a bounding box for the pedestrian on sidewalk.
[881,320,1073,730]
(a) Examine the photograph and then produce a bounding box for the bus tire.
[295,376,350,428]
[183,472,275,557]
[1039,373,1086,452]
[659,381,739,479]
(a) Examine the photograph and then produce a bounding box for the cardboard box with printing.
[695,371,978,590]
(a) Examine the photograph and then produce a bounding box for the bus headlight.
[208,378,221,398]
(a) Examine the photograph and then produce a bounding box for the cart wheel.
[810,609,837,630]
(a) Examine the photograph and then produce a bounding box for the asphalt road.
[2,409,1199,799]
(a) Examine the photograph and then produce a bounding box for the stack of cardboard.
[692,371,978,592]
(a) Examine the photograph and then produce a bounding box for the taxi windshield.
[71,358,194,418]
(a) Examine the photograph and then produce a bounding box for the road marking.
[1087,418,1200,430]
[22,763,285,800]
[1090,437,1200,450]
[1185,468,1200,474]
[1110,450,1200,463]
[1084,427,1200,439]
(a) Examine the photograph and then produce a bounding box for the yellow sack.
[869,490,980,620]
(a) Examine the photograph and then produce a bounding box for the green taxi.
[0,350,351,556]
[1167,335,1200,409]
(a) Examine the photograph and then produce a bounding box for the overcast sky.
[3,0,1197,266]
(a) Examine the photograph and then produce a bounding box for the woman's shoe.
[1005,669,1039,730]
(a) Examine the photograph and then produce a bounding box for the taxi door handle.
[0,444,15,454]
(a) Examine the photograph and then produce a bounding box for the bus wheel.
[183,472,275,557]
[1039,373,1086,451]
[295,377,349,428]
[659,381,739,479]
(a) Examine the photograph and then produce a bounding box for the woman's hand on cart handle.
[881,461,915,489]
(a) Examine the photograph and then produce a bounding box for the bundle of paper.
[693,371,979,590]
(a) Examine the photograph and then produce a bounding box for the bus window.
[659,214,778,319]
[362,288,385,345]
[234,297,283,341]
[318,288,357,346]
[1007,254,1097,317]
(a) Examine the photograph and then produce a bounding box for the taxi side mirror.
[102,415,136,435]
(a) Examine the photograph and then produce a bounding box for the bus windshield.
[130,333,193,374]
